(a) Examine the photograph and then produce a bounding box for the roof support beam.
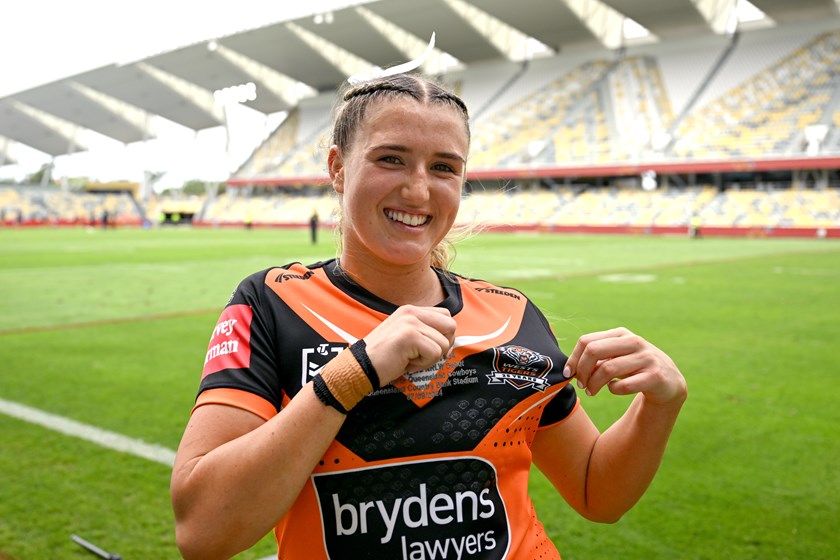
[443,0,552,61]
[69,82,154,141]
[691,0,738,35]
[11,101,87,154]
[286,21,378,81]
[563,0,626,50]
[209,41,317,106]
[136,62,224,125]
[354,6,464,74]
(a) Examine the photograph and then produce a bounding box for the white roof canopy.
[0,0,836,157]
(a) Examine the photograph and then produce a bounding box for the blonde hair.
[329,73,471,271]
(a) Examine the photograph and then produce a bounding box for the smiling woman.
[327,75,470,301]
[169,73,687,560]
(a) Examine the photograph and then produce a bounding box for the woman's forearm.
[584,392,685,522]
[172,385,346,560]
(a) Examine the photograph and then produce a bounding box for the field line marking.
[2,397,276,559]
[487,247,840,284]
[0,397,176,467]
[0,308,221,336]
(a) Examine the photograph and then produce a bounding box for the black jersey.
[196,259,579,559]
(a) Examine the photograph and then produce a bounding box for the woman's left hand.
[563,327,687,406]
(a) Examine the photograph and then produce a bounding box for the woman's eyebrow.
[371,144,465,163]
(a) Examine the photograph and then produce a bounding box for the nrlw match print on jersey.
[302,343,346,387]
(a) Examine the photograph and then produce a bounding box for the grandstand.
[0,183,144,227]
[1,1,839,237]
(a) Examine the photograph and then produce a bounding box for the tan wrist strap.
[319,346,373,412]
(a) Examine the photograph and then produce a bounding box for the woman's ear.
[328,145,344,194]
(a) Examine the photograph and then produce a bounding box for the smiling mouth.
[385,209,430,227]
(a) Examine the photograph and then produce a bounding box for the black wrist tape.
[312,374,348,414]
[350,339,380,391]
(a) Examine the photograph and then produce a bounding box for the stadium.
[2,0,840,236]
[1,1,839,559]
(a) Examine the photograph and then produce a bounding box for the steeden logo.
[274,270,314,283]
[475,287,521,300]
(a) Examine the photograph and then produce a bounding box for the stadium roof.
[0,0,837,160]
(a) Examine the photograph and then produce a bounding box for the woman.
[170,73,687,560]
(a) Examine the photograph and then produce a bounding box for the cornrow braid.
[343,81,422,102]
[332,74,469,153]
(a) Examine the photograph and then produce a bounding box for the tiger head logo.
[502,345,542,366]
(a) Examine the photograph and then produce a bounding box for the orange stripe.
[264,265,386,342]
[192,388,277,421]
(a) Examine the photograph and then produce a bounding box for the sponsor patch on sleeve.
[202,304,253,377]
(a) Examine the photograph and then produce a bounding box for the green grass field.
[1,227,838,559]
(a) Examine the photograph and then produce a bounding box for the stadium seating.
[3,182,837,233]
[200,191,336,226]
[673,31,840,159]
[4,22,839,236]
[0,185,143,225]
[225,26,839,178]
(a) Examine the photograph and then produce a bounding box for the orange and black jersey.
[196,259,580,560]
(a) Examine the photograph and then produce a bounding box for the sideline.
[0,397,277,560]
[0,308,219,337]
[0,397,176,466]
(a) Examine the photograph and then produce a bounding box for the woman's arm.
[171,385,345,560]
[531,327,687,523]
[170,305,457,560]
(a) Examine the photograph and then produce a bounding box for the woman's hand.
[563,327,687,406]
[363,305,456,385]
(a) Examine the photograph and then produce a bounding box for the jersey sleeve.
[538,383,580,428]
[193,269,283,420]
[522,298,581,428]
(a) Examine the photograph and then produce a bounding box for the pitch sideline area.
[0,397,176,466]
[0,396,281,560]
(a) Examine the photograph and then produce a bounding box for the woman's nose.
[401,166,430,204]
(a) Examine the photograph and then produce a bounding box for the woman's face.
[329,97,468,271]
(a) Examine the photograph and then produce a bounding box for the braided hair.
[332,74,469,153]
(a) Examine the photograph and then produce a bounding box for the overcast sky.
[0,0,365,187]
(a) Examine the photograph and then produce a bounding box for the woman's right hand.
[362,305,456,385]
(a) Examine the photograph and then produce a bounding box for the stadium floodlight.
[804,125,828,156]
[313,11,335,25]
[214,83,258,106]
[641,170,658,191]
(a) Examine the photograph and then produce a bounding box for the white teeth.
[386,209,429,226]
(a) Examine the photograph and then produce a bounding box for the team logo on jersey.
[487,345,551,391]
[301,343,345,386]
[313,457,510,560]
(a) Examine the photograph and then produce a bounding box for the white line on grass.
[0,397,176,467]
[1,398,278,559]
